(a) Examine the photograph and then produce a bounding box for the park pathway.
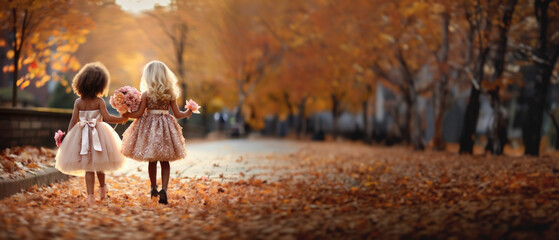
[114,139,303,181]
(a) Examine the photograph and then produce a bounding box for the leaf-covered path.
[113,139,302,181]
[1,140,559,239]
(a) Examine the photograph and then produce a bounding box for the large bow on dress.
[79,119,102,155]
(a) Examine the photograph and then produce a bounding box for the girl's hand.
[186,108,193,119]
[170,99,191,119]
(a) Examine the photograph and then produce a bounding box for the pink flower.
[185,99,201,114]
[110,92,125,105]
[117,106,128,113]
[128,102,140,112]
[54,129,65,147]
[109,86,141,113]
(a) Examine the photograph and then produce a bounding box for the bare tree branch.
[449,61,480,90]
[146,11,178,46]
[509,43,554,65]
[257,15,284,45]
[134,18,173,63]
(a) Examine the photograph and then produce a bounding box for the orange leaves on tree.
[1,0,94,93]
[28,61,37,70]
[35,75,51,88]
[6,50,15,59]
[15,78,24,87]
[19,81,29,90]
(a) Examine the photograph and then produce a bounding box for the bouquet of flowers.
[54,129,65,147]
[109,86,141,114]
[185,99,201,114]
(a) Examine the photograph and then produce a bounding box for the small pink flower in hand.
[185,99,201,114]
[54,129,66,147]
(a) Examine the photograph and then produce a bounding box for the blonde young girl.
[122,60,192,204]
[55,62,129,205]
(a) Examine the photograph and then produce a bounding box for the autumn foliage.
[1,0,558,154]
[1,0,94,106]
[0,146,55,177]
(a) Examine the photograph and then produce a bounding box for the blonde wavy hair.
[140,60,181,102]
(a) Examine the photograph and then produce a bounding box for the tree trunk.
[297,96,308,138]
[396,49,424,150]
[523,65,555,155]
[549,111,559,150]
[400,79,424,150]
[236,97,245,136]
[176,32,187,106]
[432,82,447,150]
[201,101,209,134]
[283,92,294,132]
[523,0,559,156]
[362,100,371,143]
[409,92,425,150]
[488,91,507,154]
[487,92,503,154]
[486,0,517,155]
[173,23,188,136]
[331,93,340,139]
[459,48,490,154]
[12,46,19,107]
[556,129,559,151]
[397,86,412,144]
[11,8,19,107]
[433,12,450,151]
[459,86,480,154]
[236,75,247,136]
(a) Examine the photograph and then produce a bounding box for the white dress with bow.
[55,110,126,176]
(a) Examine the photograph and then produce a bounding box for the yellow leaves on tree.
[0,0,95,106]
[6,50,15,59]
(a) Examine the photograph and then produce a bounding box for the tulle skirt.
[121,113,186,162]
[55,122,126,176]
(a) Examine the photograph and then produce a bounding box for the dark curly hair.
[71,62,110,99]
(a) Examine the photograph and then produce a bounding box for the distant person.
[55,62,129,205]
[121,61,192,204]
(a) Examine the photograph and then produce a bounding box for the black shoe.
[150,188,159,198]
[158,189,168,204]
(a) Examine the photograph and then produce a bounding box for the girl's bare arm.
[67,99,80,132]
[170,99,192,120]
[98,98,129,123]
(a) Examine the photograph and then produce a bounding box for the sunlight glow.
[115,0,171,14]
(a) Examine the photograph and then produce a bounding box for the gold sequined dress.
[121,98,186,162]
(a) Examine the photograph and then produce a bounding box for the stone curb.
[0,167,70,199]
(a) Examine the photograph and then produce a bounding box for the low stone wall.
[0,107,74,149]
[0,107,204,149]
[0,107,135,149]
